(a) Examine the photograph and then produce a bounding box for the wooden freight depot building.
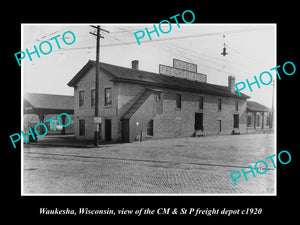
[67,59,250,143]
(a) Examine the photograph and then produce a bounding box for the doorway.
[194,113,203,130]
[79,119,85,136]
[146,119,154,136]
[121,119,129,142]
[105,119,112,141]
[233,114,239,129]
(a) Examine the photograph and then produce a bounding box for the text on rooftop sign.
[173,58,197,72]
[159,64,207,83]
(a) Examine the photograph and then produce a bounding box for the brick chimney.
[228,76,235,93]
[131,60,139,70]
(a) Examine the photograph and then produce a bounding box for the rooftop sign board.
[173,58,197,72]
[159,64,207,83]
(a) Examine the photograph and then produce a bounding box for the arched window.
[147,120,154,136]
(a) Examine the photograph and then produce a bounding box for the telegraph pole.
[90,25,109,146]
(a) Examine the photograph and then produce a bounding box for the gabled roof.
[247,101,272,112]
[24,93,74,114]
[68,60,250,99]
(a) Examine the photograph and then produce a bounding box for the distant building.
[67,59,252,143]
[246,101,273,133]
[23,93,74,134]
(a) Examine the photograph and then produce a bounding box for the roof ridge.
[68,60,250,99]
[25,92,74,97]
[96,60,230,88]
[96,60,163,77]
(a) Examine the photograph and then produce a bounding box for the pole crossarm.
[89,32,104,38]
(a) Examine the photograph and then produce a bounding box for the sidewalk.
[24,135,97,148]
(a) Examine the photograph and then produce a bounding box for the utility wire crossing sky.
[22,24,276,108]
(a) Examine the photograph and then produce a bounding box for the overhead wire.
[48,25,273,76]
[102,26,274,47]
[154,37,272,74]
[34,26,74,42]
[52,26,273,50]
[225,45,273,67]
[151,40,249,75]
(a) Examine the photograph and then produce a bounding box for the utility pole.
[90,25,109,146]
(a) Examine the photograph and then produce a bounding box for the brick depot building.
[67,59,250,142]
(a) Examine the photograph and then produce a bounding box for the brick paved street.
[23,134,275,194]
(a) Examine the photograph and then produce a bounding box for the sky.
[22,23,276,108]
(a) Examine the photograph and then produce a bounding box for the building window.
[235,100,238,112]
[79,91,84,107]
[199,96,204,109]
[176,94,181,109]
[156,92,162,101]
[79,119,85,136]
[218,98,222,111]
[104,87,112,106]
[91,89,95,107]
[218,119,222,132]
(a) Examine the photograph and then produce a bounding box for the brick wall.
[128,94,159,142]
[73,67,247,142]
[73,66,96,140]
[74,67,119,141]
[153,88,247,138]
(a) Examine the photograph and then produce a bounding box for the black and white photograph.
[4,5,298,221]
[21,23,276,195]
